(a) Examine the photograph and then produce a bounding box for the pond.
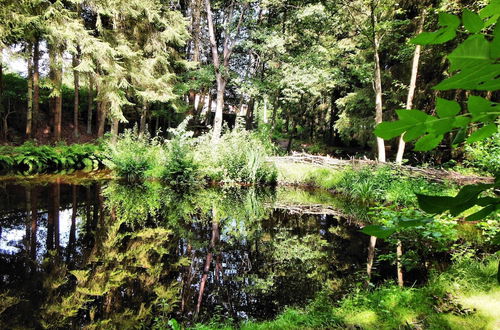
[0,175,391,328]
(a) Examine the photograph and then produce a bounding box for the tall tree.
[205,0,247,141]
[395,9,426,164]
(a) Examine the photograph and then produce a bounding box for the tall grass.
[104,123,277,185]
[194,128,278,184]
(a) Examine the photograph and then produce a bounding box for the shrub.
[104,129,163,181]
[195,128,278,184]
[464,132,500,176]
[160,118,199,185]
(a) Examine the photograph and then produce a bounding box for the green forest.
[0,0,499,329]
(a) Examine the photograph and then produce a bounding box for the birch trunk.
[395,11,426,164]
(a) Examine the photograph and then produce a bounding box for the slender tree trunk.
[366,235,377,286]
[49,46,63,141]
[370,2,385,162]
[54,180,60,254]
[373,41,385,162]
[263,96,268,124]
[246,98,255,130]
[192,0,202,63]
[33,40,40,135]
[212,74,226,140]
[196,208,220,317]
[67,185,77,263]
[97,101,106,138]
[73,50,80,138]
[395,10,426,164]
[26,43,33,138]
[30,187,38,260]
[139,104,148,137]
[87,77,93,134]
[111,118,119,143]
[0,47,3,118]
[396,239,404,287]
[25,188,31,253]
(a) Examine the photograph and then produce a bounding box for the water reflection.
[0,180,367,328]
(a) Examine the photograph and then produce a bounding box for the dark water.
[0,178,369,328]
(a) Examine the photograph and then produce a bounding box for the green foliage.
[464,132,500,175]
[195,128,278,184]
[372,6,499,248]
[160,119,199,186]
[0,142,103,174]
[376,9,500,151]
[104,129,163,181]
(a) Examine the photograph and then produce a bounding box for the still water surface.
[0,177,368,328]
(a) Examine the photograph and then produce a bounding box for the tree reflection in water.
[0,180,367,328]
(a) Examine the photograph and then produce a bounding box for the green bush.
[160,119,199,185]
[104,129,163,181]
[464,132,500,176]
[195,128,278,184]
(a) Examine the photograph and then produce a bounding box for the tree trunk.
[373,41,385,162]
[0,46,3,118]
[396,239,404,287]
[196,207,220,317]
[67,185,77,263]
[26,43,33,138]
[33,40,40,135]
[395,11,426,164]
[212,74,226,141]
[49,46,63,141]
[30,187,38,260]
[263,96,268,124]
[139,104,148,137]
[366,235,377,286]
[111,118,119,143]
[73,50,80,138]
[370,2,385,162]
[97,101,106,138]
[246,98,255,130]
[192,0,202,62]
[87,76,93,134]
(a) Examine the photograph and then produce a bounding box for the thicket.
[0,142,103,174]
[104,124,278,185]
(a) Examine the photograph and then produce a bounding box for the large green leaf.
[417,194,455,213]
[434,62,500,91]
[447,35,490,71]
[436,98,461,118]
[412,13,460,45]
[479,0,500,27]
[462,9,484,33]
[414,134,443,151]
[360,225,396,239]
[466,123,498,143]
[466,205,497,221]
[467,96,499,122]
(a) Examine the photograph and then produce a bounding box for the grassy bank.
[276,161,456,207]
[192,254,499,330]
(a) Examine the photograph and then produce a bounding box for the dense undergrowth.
[0,142,104,174]
[105,122,278,185]
[192,254,500,330]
